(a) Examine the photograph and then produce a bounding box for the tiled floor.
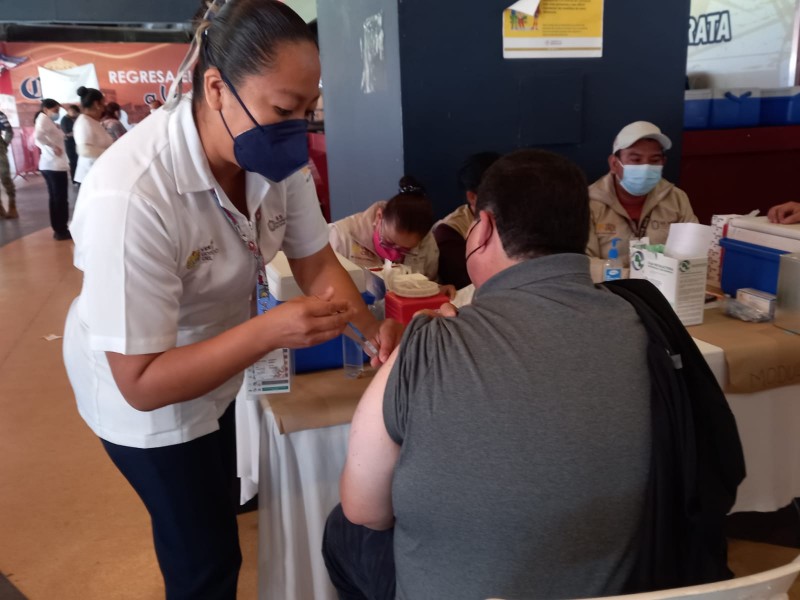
[0,187,258,598]
[0,176,78,248]
[0,181,797,599]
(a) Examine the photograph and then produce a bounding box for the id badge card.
[246,348,291,395]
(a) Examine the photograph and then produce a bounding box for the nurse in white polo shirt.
[62,1,401,597]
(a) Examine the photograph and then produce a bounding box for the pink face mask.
[373,228,407,263]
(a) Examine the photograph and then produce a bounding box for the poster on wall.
[4,42,190,128]
[502,0,604,59]
[687,0,798,89]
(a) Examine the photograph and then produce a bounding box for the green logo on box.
[632,251,645,271]
[679,260,691,273]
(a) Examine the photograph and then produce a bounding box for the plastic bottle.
[603,238,623,281]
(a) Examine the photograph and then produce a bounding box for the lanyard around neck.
[211,189,266,285]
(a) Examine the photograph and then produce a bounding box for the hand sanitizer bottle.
[603,238,623,281]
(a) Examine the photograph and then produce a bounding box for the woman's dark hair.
[76,86,103,110]
[476,149,589,258]
[192,0,317,104]
[457,152,501,193]
[34,98,60,125]
[105,102,121,118]
[383,176,435,237]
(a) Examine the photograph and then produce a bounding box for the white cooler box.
[258,251,370,373]
[725,216,800,253]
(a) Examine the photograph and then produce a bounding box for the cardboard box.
[630,248,708,326]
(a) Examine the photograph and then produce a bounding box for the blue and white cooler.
[258,251,373,373]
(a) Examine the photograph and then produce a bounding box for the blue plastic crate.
[760,87,800,126]
[257,289,375,373]
[719,237,788,296]
[710,89,761,129]
[684,89,711,130]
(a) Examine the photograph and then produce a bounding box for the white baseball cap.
[612,121,672,154]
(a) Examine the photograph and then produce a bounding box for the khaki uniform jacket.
[328,201,439,280]
[587,173,698,267]
[434,204,473,239]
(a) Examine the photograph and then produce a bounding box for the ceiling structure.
[0,0,316,43]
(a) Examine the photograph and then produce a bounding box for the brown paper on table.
[265,368,375,434]
[687,307,800,394]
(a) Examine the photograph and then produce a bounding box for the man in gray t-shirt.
[323,149,651,600]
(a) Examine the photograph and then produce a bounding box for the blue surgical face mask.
[618,163,662,197]
[49,112,59,122]
[218,73,309,183]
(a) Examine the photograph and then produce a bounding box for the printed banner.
[503,0,604,59]
[687,0,798,88]
[38,64,100,104]
[4,41,190,128]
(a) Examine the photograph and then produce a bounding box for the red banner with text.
[4,41,190,129]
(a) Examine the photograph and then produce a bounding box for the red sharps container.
[384,278,451,325]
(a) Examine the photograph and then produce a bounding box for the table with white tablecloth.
[236,369,372,600]
[692,338,800,514]
[257,402,349,600]
[237,333,800,600]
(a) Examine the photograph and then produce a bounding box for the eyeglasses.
[378,220,415,256]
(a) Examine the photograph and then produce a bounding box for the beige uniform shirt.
[328,201,439,280]
[434,204,473,239]
[586,173,698,267]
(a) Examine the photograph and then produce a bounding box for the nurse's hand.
[269,290,353,348]
[368,318,404,368]
[414,302,459,319]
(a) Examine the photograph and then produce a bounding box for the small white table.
[256,402,348,600]
[236,370,369,600]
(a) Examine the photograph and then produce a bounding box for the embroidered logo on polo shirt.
[186,240,220,269]
[268,214,286,232]
[596,223,617,235]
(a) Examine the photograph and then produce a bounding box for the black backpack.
[601,279,746,593]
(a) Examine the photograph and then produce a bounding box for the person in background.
[322,149,651,600]
[148,98,164,113]
[433,152,500,288]
[34,99,71,240]
[73,86,113,185]
[60,104,80,184]
[586,121,697,267]
[0,108,17,218]
[329,176,440,281]
[62,1,402,597]
[768,201,800,225]
[101,102,127,141]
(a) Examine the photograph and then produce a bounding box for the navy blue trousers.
[322,503,396,600]
[102,402,241,600]
[40,170,69,235]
